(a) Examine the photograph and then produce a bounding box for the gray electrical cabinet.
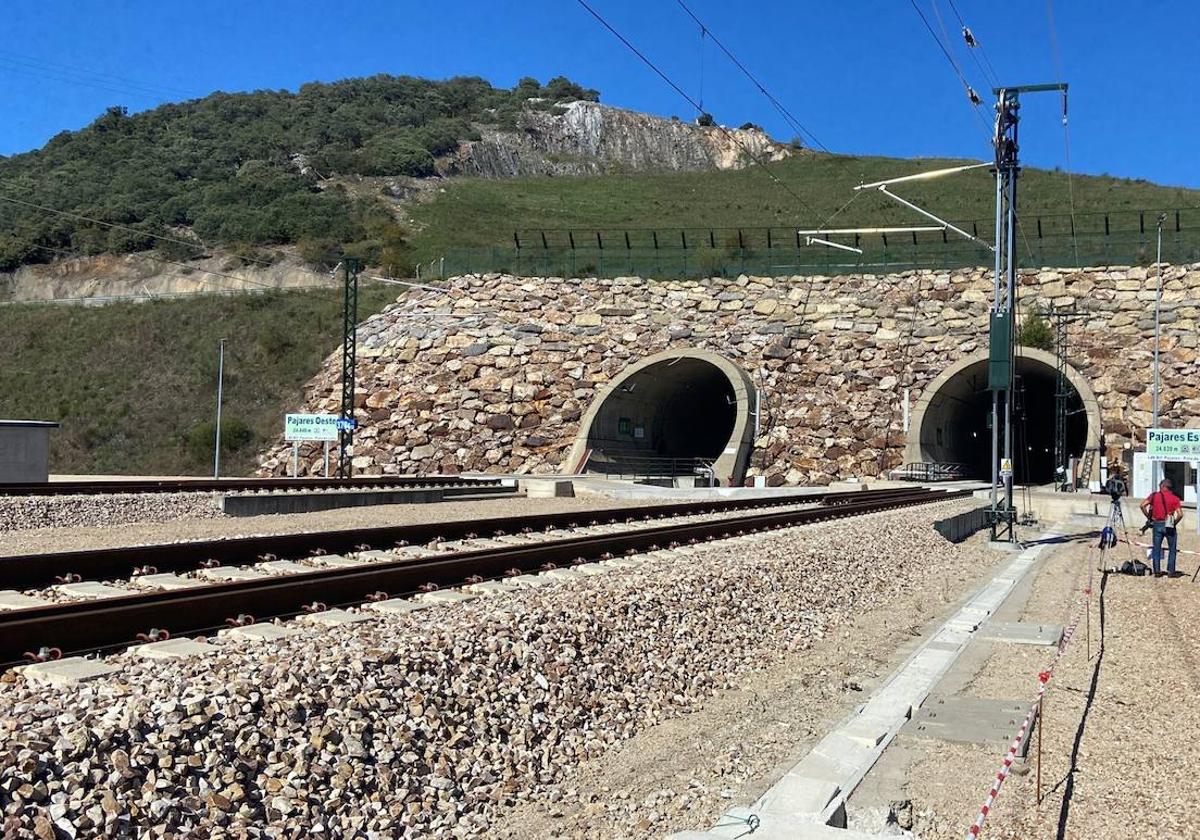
[0,420,59,483]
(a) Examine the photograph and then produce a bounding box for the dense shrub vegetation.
[0,75,599,271]
[0,285,398,475]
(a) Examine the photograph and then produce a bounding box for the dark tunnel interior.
[919,358,1087,485]
[586,357,736,465]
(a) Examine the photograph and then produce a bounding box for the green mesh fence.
[434,207,1200,279]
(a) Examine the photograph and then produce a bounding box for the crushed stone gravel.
[0,499,982,839]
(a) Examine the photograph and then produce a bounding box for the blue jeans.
[1151,521,1178,574]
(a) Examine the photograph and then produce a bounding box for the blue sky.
[2,1,1197,187]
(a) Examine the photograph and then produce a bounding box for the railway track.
[0,487,970,668]
[0,475,506,497]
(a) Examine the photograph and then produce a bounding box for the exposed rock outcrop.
[441,101,794,178]
[258,265,1200,484]
[0,252,333,302]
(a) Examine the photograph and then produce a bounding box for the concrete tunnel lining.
[905,347,1102,483]
[568,349,757,485]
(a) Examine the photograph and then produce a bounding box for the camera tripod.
[1098,493,1144,574]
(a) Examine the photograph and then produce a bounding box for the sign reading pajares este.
[1145,428,1200,461]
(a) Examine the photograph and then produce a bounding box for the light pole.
[1152,214,1165,488]
[214,338,226,479]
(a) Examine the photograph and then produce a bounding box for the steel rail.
[1,487,938,589]
[0,475,506,497]
[0,489,969,667]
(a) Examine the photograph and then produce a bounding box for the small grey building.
[0,420,59,483]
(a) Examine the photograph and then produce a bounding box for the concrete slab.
[599,558,644,569]
[297,608,371,626]
[505,574,554,588]
[414,589,479,604]
[219,623,304,642]
[0,589,51,610]
[307,553,365,567]
[492,534,543,545]
[976,621,1064,646]
[363,597,433,615]
[195,565,268,582]
[840,713,896,748]
[757,775,841,816]
[465,580,520,596]
[541,568,589,581]
[521,479,574,498]
[55,581,136,600]
[127,573,199,591]
[458,538,513,550]
[903,695,1032,749]
[19,657,119,685]
[573,563,612,576]
[257,560,311,575]
[132,638,217,660]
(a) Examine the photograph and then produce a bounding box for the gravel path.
[0,499,981,839]
[907,521,1200,840]
[0,495,662,556]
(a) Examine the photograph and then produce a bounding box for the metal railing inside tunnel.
[584,449,717,485]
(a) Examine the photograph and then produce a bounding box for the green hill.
[0,74,599,274]
[0,285,396,475]
[3,70,1198,283]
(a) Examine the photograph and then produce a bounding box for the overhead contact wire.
[574,0,819,220]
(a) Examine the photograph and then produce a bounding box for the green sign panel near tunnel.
[1145,428,1200,461]
[987,312,1012,390]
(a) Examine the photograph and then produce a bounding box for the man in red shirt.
[1140,478,1185,577]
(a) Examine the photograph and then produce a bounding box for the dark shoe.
[1155,572,1167,578]
[1169,571,1184,578]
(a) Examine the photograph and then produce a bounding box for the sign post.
[284,414,340,478]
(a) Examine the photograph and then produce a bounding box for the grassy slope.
[0,286,396,476]
[407,152,1200,259]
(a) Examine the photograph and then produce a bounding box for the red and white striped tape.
[965,590,1087,839]
[1121,537,1200,558]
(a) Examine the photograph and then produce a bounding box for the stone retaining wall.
[258,265,1200,485]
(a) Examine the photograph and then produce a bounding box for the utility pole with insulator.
[988,82,1067,541]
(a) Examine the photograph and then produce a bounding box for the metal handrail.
[890,462,970,482]
[584,449,716,484]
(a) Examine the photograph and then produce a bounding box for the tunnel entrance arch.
[568,349,756,486]
[905,348,1102,485]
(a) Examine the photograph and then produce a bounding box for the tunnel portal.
[914,353,1091,485]
[571,351,755,486]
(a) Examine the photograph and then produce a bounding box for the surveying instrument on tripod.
[1097,471,1146,575]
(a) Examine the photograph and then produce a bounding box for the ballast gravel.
[0,499,980,838]
[0,493,223,534]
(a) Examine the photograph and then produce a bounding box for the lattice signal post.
[989,83,1068,541]
[337,258,360,478]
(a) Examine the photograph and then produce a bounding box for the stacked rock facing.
[258,265,1200,484]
